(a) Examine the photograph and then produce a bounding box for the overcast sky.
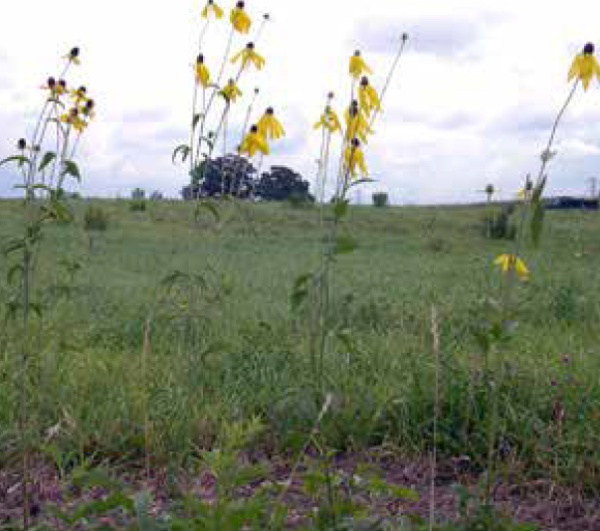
[1,0,600,203]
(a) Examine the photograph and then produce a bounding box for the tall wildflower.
[175,1,282,203]
[0,47,95,531]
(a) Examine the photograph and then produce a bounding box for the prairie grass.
[1,199,600,489]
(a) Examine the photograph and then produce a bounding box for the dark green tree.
[254,165,314,202]
[181,154,257,200]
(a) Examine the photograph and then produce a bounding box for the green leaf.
[530,200,546,248]
[291,273,313,311]
[61,160,81,181]
[7,264,24,285]
[333,199,349,220]
[530,176,547,248]
[38,151,56,172]
[195,200,220,222]
[192,113,203,129]
[3,237,26,256]
[348,178,375,189]
[0,155,31,168]
[333,235,358,255]
[172,144,191,164]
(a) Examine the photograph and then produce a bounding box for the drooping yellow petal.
[231,6,252,34]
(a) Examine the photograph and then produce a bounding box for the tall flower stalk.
[1,47,94,530]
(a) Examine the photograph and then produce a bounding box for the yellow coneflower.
[345,100,373,143]
[239,125,270,156]
[61,108,87,133]
[231,42,265,71]
[314,106,342,133]
[257,107,285,140]
[202,0,224,19]
[349,50,373,79]
[230,1,252,34]
[195,54,211,87]
[568,42,600,90]
[344,138,368,177]
[358,77,381,117]
[494,254,529,280]
[70,86,88,106]
[65,47,81,65]
[81,99,96,120]
[221,79,243,102]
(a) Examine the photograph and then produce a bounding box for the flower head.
[568,42,600,90]
[230,1,252,34]
[195,54,211,87]
[202,0,224,19]
[70,86,88,105]
[239,124,270,156]
[61,107,87,133]
[220,79,242,103]
[66,47,81,65]
[257,107,285,140]
[17,139,27,151]
[314,106,342,133]
[358,76,381,117]
[349,50,373,79]
[494,254,529,280]
[344,138,368,177]
[81,99,96,120]
[345,100,373,143]
[231,42,265,71]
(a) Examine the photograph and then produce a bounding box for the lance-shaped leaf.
[38,151,56,172]
[0,155,31,169]
[291,272,314,311]
[530,176,547,248]
[172,144,191,164]
[195,200,220,222]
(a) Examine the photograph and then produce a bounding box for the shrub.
[372,192,389,207]
[83,205,109,231]
[129,199,147,212]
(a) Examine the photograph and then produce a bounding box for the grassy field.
[1,198,600,527]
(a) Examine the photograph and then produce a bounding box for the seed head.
[47,77,56,87]
[246,42,255,50]
[351,138,361,148]
[266,107,274,115]
[250,125,259,133]
[197,54,205,63]
[236,1,245,8]
[360,76,369,86]
[17,138,27,150]
[583,42,595,55]
[69,47,80,58]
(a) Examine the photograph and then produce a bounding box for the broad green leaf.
[61,160,81,181]
[172,144,191,164]
[333,199,349,220]
[38,151,56,172]
[333,235,358,255]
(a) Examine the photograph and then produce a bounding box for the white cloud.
[1,0,600,201]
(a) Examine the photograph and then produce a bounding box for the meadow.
[1,197,600,528]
